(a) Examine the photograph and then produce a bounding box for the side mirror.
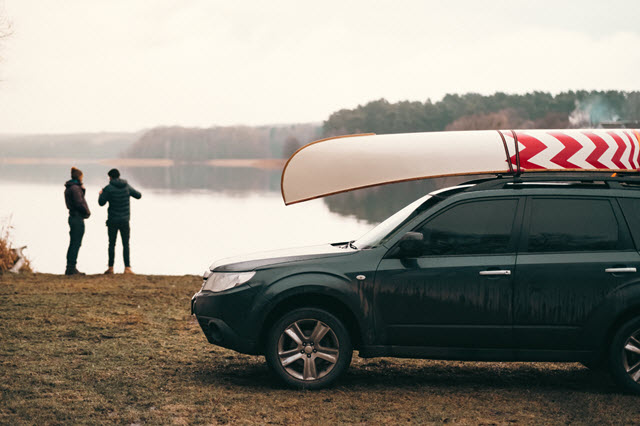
[398,232,423,258]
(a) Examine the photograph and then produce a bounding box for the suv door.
[514,196,639,353]
[374,197,523,349]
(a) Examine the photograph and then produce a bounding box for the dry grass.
[1,273,638,425]
[0,223,31,273]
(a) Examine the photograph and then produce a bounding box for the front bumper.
[195,315,259,354]
[191,287,261,355]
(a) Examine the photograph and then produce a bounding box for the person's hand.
[99,189,103,194]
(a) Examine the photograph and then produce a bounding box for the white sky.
[0,0,639,134]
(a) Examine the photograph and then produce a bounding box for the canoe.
[281,129,640,205]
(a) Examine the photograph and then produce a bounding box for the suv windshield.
[353,185,474,249]
[353,194,433,249]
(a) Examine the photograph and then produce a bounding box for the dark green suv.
[191,173,640,392]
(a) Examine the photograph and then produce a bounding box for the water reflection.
[0,162,483,224]
[0,163,114,185]
[0,183,373,275]
[0,162,492,274]
[322,176,482,223]
[125,165,282,194]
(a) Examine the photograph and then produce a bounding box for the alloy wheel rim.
[622,327,640,383]
[277,319,340,381]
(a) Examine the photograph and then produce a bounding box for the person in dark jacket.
[64,167,91,275]
[98,168,141,274]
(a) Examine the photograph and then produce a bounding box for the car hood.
[209,243,357,272]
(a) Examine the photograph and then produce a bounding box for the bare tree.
[0,4,12,47]
[0,7,11,74]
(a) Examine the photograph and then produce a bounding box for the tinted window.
[415,199,518,256]
[527,198,619,252]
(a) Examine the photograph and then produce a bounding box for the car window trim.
[617,197,640,251]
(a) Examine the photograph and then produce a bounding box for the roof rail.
[464,171,640,192]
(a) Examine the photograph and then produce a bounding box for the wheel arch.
[590,304,640,366]
[258,292,363,353]
[605,305,640,345]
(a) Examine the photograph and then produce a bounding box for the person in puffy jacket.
[64,167,91,275]
[98,168,142,274]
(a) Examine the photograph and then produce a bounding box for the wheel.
[608,316,640,394]
[265,307,352,389]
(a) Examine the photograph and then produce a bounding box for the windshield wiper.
[349,241,358,250]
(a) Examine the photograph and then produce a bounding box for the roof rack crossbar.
[464,172,640,192]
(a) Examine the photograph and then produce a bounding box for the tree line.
[323,90,640,136]
[124,90,640,161]
[125,124,321,161]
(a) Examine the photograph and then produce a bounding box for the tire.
[265,307,352,389]
[608,316,640,395]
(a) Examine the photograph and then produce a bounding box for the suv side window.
[414,199,518,256]
[525,198,623,253]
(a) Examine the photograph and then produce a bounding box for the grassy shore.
[1,273,638,424]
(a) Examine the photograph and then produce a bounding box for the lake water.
[0,162,466,275]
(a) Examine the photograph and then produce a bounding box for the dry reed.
[0,221,31,273]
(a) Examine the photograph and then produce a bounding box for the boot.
[104,267,114,275]
[65,268,85,276]
[124,267,135,275]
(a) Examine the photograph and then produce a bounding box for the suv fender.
[583,282,640,353]
[256,272,373,349]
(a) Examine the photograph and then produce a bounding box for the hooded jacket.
[98,178,142,223]
[64,180,91,218]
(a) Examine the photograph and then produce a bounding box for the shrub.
[0,223,31,273]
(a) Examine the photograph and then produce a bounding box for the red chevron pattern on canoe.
[509,132,546,170]
[548,132,581,169]
[623,130,638,169]
[505,129,640,172]
[634,130,640,169]
[582,131,609,169]
[607,131,628,169]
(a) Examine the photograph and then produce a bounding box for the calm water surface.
[0,162,462,275]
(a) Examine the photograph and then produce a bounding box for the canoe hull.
[281,129,640,205]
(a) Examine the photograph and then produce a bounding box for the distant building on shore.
[599,120,640,129]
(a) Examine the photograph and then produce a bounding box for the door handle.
[479,270,511,276]
[605,267,637,274]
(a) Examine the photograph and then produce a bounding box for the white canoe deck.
[281,129,640,205]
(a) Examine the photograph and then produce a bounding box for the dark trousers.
[108,221,130,267]
[66,215,85,271]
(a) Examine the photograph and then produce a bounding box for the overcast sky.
[0,0,639,134]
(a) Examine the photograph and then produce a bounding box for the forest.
[124,124,321,161]
[4,91,637,162]
[323,90,640,136]
[124,90,640,161]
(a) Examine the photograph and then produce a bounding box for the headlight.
[201,271,256,292]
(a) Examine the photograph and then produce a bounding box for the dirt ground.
[1,273,638,425]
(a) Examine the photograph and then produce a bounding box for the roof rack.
[464,171,640,192]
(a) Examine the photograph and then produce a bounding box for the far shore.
[0,157,287,170]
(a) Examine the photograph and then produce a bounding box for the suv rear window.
[526,198,621,252]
